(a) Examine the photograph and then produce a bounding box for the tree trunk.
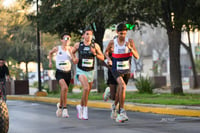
[25,62,28,80]
[167,30,183,94]
[93,23,105,92]
[187,31,198,89]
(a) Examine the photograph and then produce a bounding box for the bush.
[135,75,154,94]
[98,79,107,93]
[42,82,50,93]
[68,84,74,93]
[32,81,38,88]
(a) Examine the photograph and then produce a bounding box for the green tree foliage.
[0,0,37,79]
[0,0,61,78]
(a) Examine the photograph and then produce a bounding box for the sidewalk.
[153,88,200,94]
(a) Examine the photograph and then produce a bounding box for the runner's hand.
[107,59,112,66]
[49,62,52,68]
[90,46,97,56]
[126,42,132,50]
[73,58,79,64]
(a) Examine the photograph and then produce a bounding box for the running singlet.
[112,37,132,74]
[56,46,72,72]
[77,42,95,71]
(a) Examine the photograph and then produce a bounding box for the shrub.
[135,75,154,94]
[68,84,74,93]
[32,81,38,88]
[98,79,107,93]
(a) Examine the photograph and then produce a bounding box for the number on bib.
[59,60,71,71]
[117,60,129,70]
[82,59,93,67]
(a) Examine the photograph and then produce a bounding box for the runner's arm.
[105,40,114,65]
[69,46,79,64]
[48,46,58,68]
[72,42,79,54]
[94,43,104,61]
[127,39,139,59]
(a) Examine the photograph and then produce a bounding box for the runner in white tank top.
[104,23,139,123]
[56,45,72,72]
[49,33,78,118]
[113,37,129,54]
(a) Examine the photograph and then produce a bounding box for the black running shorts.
[109,69,130,85]
[107,69,117,85]
[55,69,71,86]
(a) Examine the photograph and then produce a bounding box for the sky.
[3,0,16,7]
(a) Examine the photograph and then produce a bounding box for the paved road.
[7,100,200,133]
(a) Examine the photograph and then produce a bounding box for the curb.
[7,95,200,117]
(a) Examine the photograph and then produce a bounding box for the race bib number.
[82,59,93,67]
[118,48,126,54]
[58,60,71,71]
[117,60,129,70]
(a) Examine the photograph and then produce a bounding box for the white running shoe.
[56,103,62,117]
[115,109,128,122]
[103,87,110,101]
[110,104,117,120]
[62,109,69,118]
[76,105,82,120]
[121,109,128,121]
[82,106,88,120]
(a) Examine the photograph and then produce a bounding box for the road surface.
[7,100,200,133]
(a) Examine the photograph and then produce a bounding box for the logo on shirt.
[83,47,90,51]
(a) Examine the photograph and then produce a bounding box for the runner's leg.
[116,76,126,110]
[86,82,93,105]
[78,75,89,106]
[110,84,117,100]
[58,79,68,108]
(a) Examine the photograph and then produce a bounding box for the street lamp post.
[36,0,42,92]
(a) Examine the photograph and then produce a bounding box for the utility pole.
[36,0,42,91]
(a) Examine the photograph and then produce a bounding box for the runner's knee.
[61,86,68,91]
[119,81,126,91]
[83,84,89,91]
